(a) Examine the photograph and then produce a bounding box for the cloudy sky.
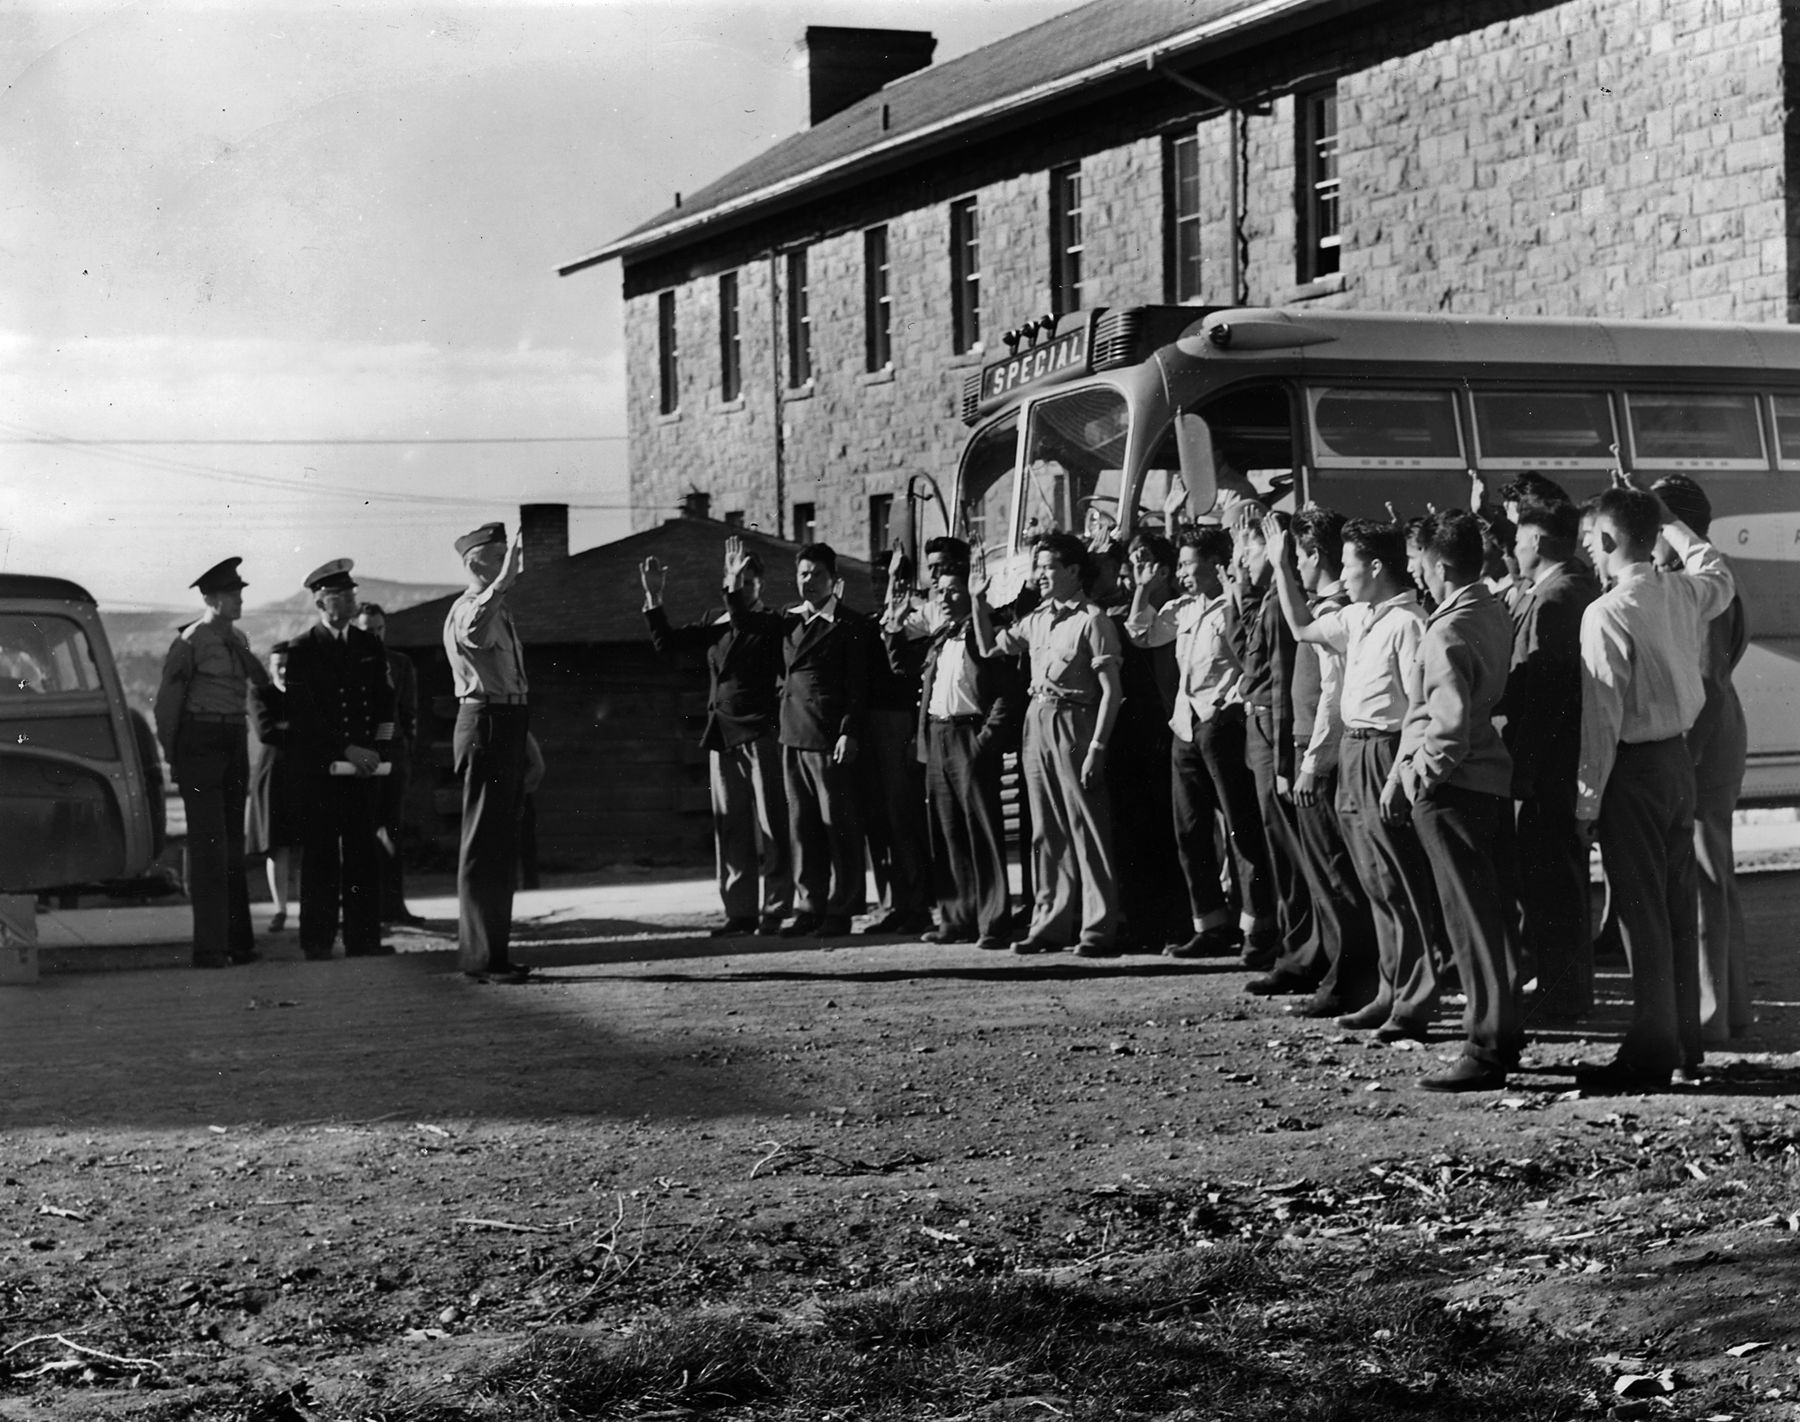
[0,0,1081,609]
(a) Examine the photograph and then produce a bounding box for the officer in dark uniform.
[355,602,425,927]
[284,559,396,959]
[153,557,270,968]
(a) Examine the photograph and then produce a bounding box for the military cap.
[303,558,357,592]
[455,522,507,557]
[192,557,248,595]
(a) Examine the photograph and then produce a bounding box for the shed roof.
[561,0,1366,274]
[382,517,879,651]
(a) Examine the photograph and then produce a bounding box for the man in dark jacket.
[354,603,424,928]
[284,559,396,960]
[642,545,791,936]
[887,561,1019,950]
[725,536,871,938]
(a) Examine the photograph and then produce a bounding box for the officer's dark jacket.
[726,593,871,753]
[1498,561,1600,802]
[891,622,1020,763]
[283,622,397,775]
[645,604,783,752]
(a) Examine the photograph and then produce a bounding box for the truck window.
[1309,387,1463,467]
[0,613,102,696]
[1627,391,1766,470]
[1472,390,1617,468]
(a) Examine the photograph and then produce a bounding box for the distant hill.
[103,576,461,719]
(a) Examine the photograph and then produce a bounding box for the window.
[1309,387,1463,467]
[1627,392,1766,470]
[0,613,102,697]
[1297,86,1340,282]
[1771,395,1800,467]
[1050,164,1084,315]
[656,290,679,415]
[718,271,741,402]
[724,510,746,528]
[868,493,894,561]
[957,413,1018,548]
[1166,132,1203,303]
[785,248,812,387]
[793,502,816,544]
[864,226,892,372]
[1020,385,1130,544]
[1472,390,1617,468]
[950,197,982,354]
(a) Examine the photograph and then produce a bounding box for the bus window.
[1018,385,1129,544]
[1772,395,1800,468]
[0,613,103,696]
[1472,390,1617,468]
[956,411,1019,547]
[1626,391,1766,470]
[1308,387,1464,467]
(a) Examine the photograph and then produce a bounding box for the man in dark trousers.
[1575,477,1734,1091]
[1391,511,1520,1091]
[1502,497,1600,1020]
[153,556,270,968]
[354,602,424,928]
[285,559,396,960]
[888,561,1019,950]
[725,535,870,938]
[641,543,791,937]
[444,522,531,982]
[861,550,934,936]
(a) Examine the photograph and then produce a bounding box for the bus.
[932,304,1800,803]
[1,574,162,893]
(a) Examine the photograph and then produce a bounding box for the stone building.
[563,0,1795,554]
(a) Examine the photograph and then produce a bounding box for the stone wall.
[617,0,1793,548]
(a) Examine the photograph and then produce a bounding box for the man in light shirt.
[1574,477,1734,1092]
[1266,515,1442,1043]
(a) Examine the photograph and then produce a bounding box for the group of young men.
[646,467,1746,1097]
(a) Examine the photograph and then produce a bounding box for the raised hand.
[968,539,991,598]
[639,556,666,601]
[723,535,751,589]
[1259,511,1288,564]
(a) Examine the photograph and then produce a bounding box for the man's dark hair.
[1403,514,1430,544]
[355,601,385,618]
[924,535,971,568]
[1593,488,1663,552]
[1293,506,1347,574]
[795,542,838,576]
[1180,525,1234,566]
[1499,472,1572,508]
[1128,532,1176,573]
[1515,496,1579,547]
[1342,518,1408,574]
[741,552,765,578]
[1033,531,1091,579]
[1418,509,1485,581]
[1652,474,1713,537]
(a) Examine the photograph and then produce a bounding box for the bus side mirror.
[1174,413,1218,518]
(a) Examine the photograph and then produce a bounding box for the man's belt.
[460,693,528,706]
[1028,689,1098,708]
[929,713,986,726]
[184,711,246,724]
[1344,725,1400,740]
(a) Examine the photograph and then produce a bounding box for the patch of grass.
[354,1245,1591,1421]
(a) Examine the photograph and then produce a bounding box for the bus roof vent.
[1091,307,1141,371]
[958,370,985,425]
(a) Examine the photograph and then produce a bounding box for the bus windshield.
[1018,385,1130,545]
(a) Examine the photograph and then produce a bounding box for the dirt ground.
[5,872,1800,1420]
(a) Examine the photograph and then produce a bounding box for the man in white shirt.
[1266,515,1442,1042]
[1574,477,1734,1092]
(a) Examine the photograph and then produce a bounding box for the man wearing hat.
[444,522,530,982]
[154,557,271,968]
[285,558,397,960]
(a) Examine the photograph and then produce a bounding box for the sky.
[0,0,1084,610]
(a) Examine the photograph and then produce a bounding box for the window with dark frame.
[1049,163,1084,315]
[864,226,892,372]
[1166,132,1203,303]
[718,271,741,402]
[657,289,679,415]
[724,510,746,528]
[792,502,816,544]
[785,247,812,387]
[868,493,894,562]
[1298,85,1341,282]
[950,197,981,354]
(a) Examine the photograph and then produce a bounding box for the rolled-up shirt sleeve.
[450,590,503,650]
[1084,609,1122,670]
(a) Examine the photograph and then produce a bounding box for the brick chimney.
[519,503,570,563]
[803,27,935,126]
[679,489,712,520]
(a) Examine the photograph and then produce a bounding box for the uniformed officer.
[444,522,531,982]
[153,557,270,968]
[285,559,396,959]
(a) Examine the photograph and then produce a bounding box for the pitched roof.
[382,518,879,651]
[561,0,1361,274]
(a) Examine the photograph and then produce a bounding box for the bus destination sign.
[982,326,1089,403]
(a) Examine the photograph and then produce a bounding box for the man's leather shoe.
[974,936,1011,952]
[757,914,787,936]
[1164,927,1239,959]
[1672,1064,1706,1087]
[1287,993,1345,1019]
[489,967,532,985]
[779,914,823,938]
[1335,1003,1390,1030]
[1575,1059,1671,1095]
[1240,940,1280,971]
[383,910,427,928]
[1012,938,1062,955]
[816,915,853,937]
[920,926,976,945]
[1420,1055,1507,1093]
[1375,1020,1429,1044]
[1245,972,1314,997]
[1074,941,1119,958]
[861,909,932,935]
[710,917,758,938]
